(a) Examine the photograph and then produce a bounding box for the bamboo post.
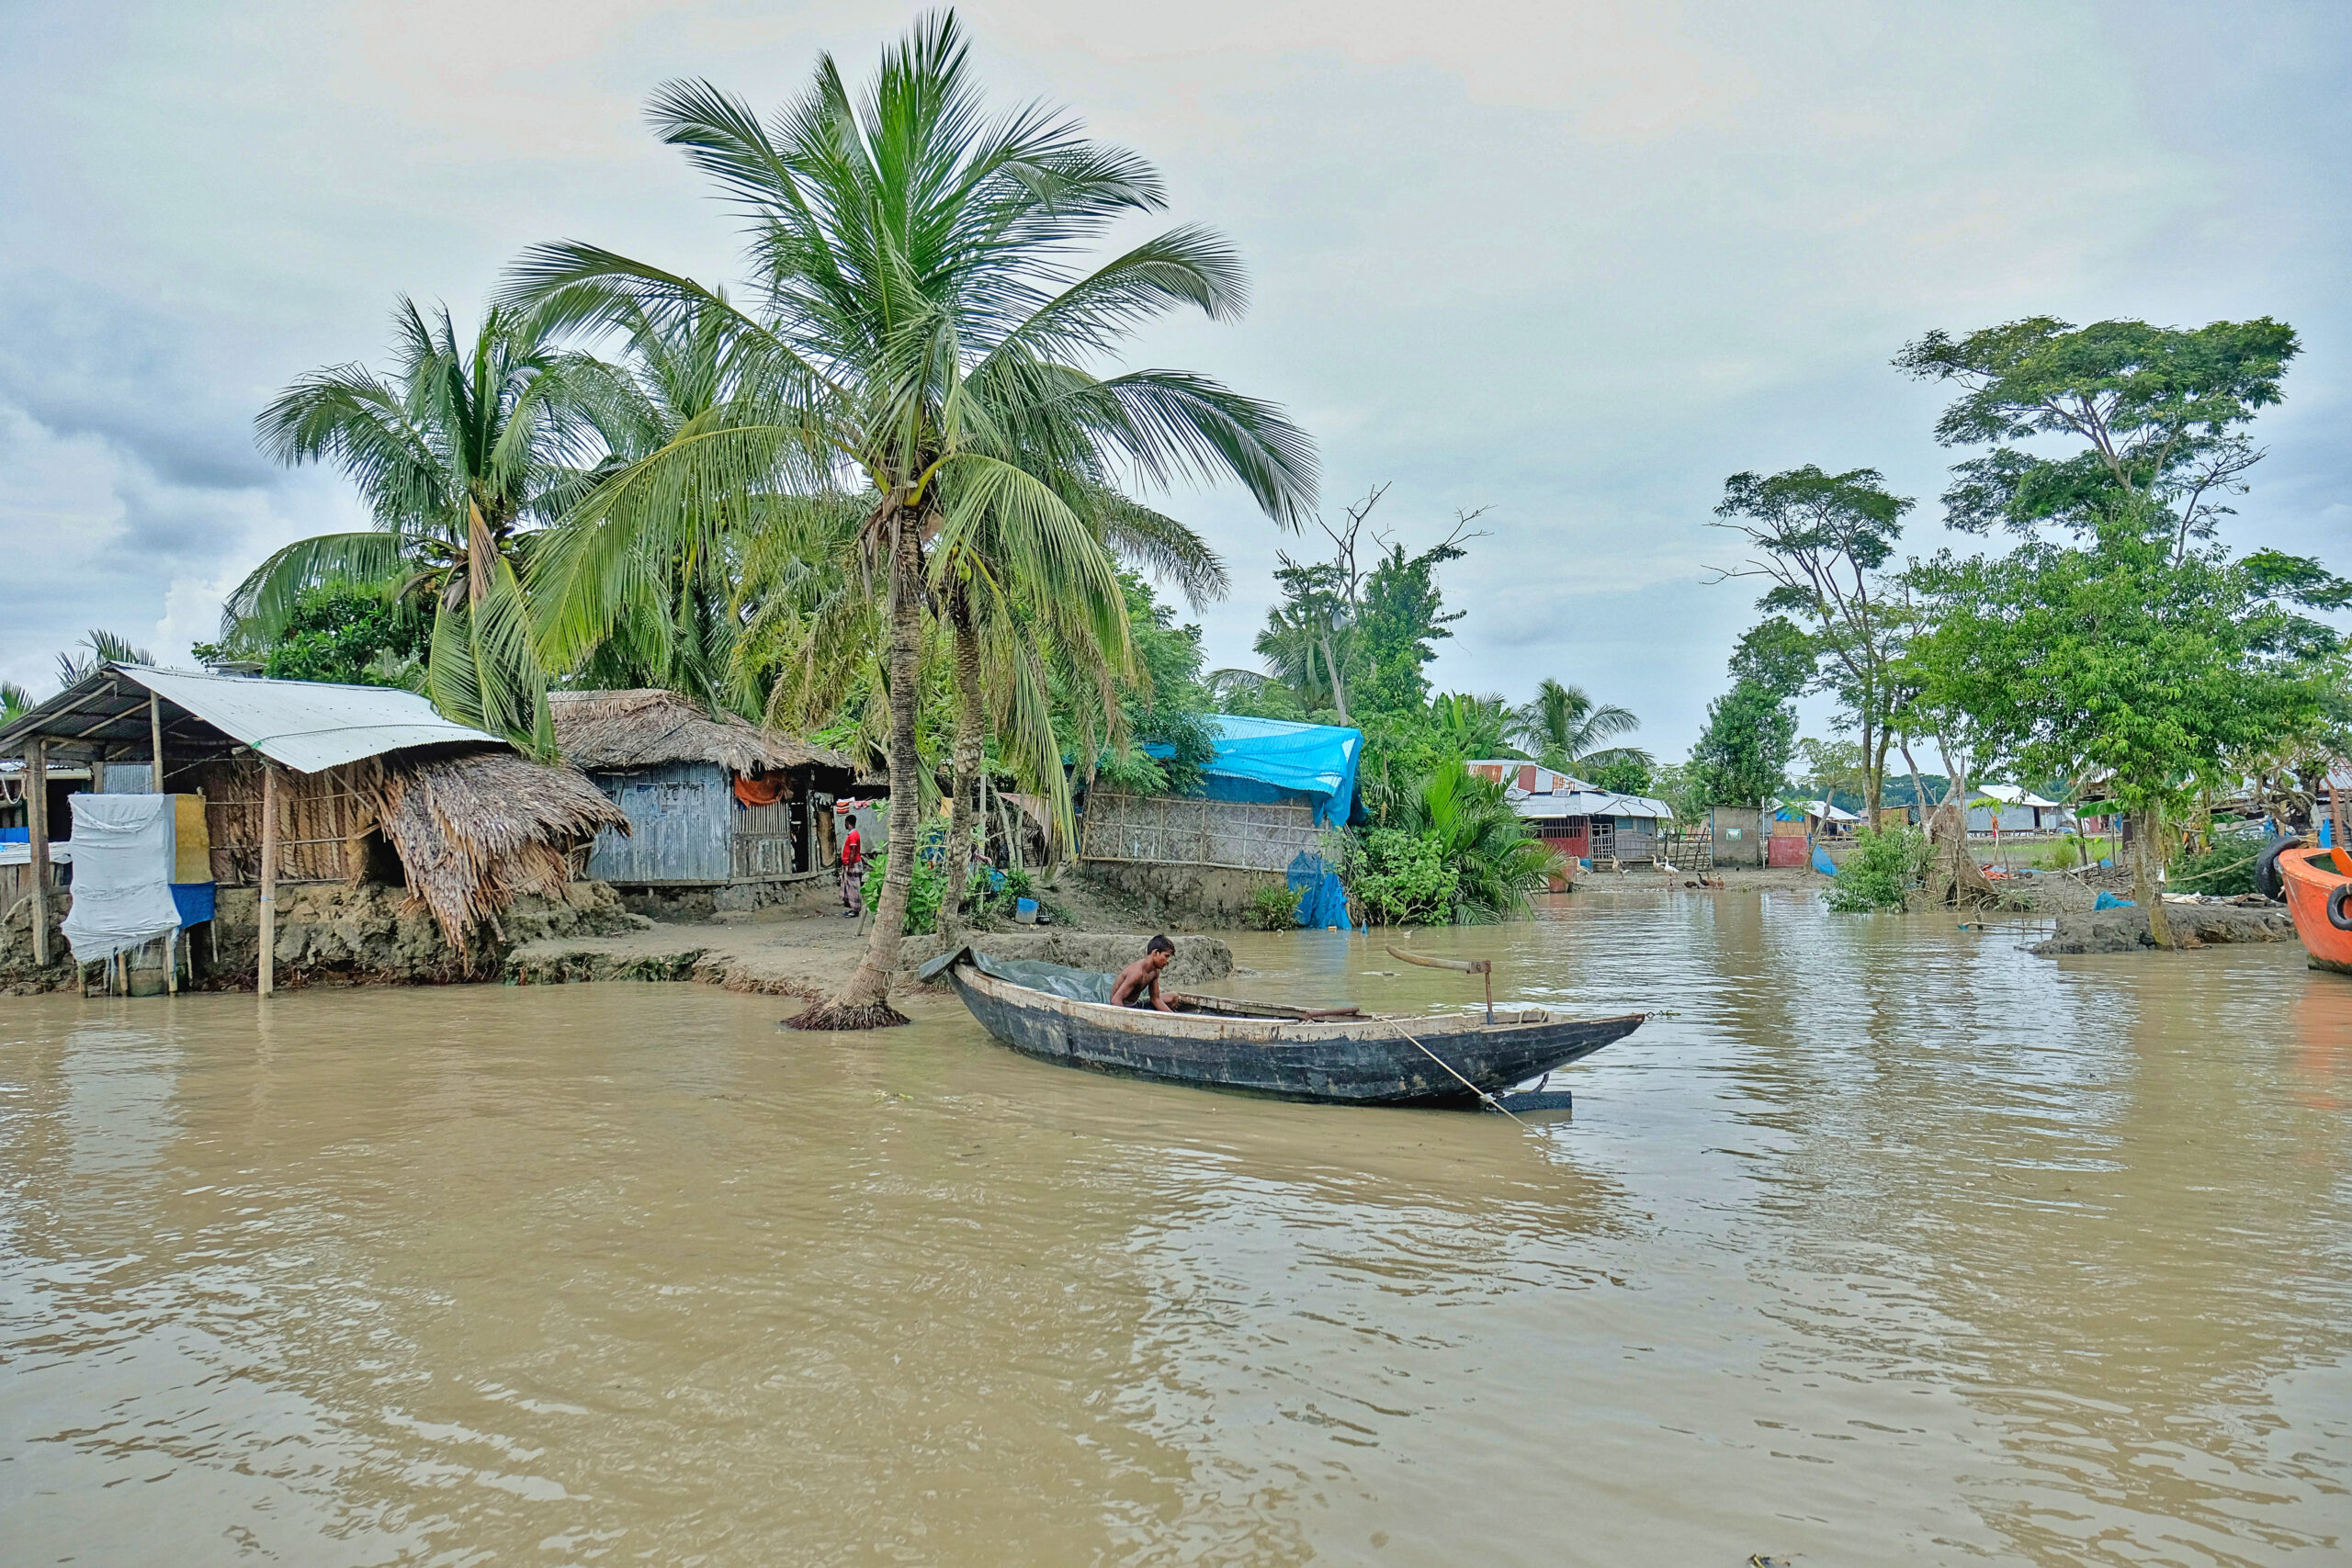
[150,691,165,795]
[28,740,48,967]
[259,761,278,998]
[164,931,177,995]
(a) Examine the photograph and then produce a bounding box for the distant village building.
[1965,784,2072,836]
[1466,760,1677,873]
[547,689,859,906]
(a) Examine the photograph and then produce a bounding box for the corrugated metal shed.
[0,664,502,774]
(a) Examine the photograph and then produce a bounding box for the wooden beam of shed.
[28,741,47,967]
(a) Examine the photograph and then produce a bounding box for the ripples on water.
[2,887,2347,1566]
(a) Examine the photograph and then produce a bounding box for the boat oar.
[1385,944,1493,1023]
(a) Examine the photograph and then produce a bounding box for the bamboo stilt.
[259,762,277,998]
[28,741,48,967]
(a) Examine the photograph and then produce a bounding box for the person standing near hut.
[838,815,865,915]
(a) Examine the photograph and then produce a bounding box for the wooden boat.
[2276,840,2352,975]
[918,946,1646,1107]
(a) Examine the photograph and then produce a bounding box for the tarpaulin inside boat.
[916,945,1118,1003]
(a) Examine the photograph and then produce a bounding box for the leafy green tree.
[509,14,1314,1025]
[1689,619,1808,807]
[1584,754,1653,796]
[1894,315,2296,554]
[1822,827,1932,913]
[1352,535,1469,713]
[247,583,428,687]
[1226,491,1479,727]
[1898,312,2344,937]
[1426,692,1515,759]
[233,299,613,748]
[1509,678,1645,775]
[1397,759,1562,922]
[1905,528,2346,934]
[1332,828,1458,925]
[1711,465,1911,818]
[0,682,30,723]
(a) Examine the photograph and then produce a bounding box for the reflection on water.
[3,887,2347,1565]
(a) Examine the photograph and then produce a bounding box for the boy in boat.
[1109,934,1178,1011]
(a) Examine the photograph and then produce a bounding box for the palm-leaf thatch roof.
[359,751,629,945]
[547,689,854,775]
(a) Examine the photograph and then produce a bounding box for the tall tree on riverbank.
[506,12,1315,1026]
[1896,316,2347,938]
[1689,618,1810,808]
[1710,465,1912,821]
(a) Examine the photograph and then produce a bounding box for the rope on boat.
[1386,1021,1528,1126]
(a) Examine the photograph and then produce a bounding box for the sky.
[3,0,2346,756]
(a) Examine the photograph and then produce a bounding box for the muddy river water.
[4,887,2348,1566]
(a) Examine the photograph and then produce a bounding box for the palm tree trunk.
[940,583,986,935]
[467,498,494,608]
[789,510,925,1030]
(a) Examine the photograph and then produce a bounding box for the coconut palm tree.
[1428,692,1515,759]
[2,682,36,722]
[932,483,1227,931]
[230,298,616,746]
[54,629,153,688]
[1510,678,1647,776]
[534,296,758,714]
[507,11,1316,1027]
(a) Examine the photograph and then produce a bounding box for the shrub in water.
[1335,828,1460,925]
[1822,827,1932,912]
[1243,881,1304,931]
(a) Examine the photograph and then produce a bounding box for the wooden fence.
[1080,793,1322,873]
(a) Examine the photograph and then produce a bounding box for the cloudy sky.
[5,0,2346,753]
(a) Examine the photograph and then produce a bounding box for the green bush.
[1336,828,1460,925]
[1822,827,1932,912]
[2169,834,2264,897]
[1242,881,1304,931]
[860,847,948,934]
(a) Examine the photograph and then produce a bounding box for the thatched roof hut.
[548,689,854,775]
[547,690,856,887]
[361,752,628,943]
[0,664,633,967]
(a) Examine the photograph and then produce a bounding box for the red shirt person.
[838,817,866,912]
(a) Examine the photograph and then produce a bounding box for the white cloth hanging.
[60,793,182,964]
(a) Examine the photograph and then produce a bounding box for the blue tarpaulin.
[1812,844,1839,876]
[1203,715,1361,929]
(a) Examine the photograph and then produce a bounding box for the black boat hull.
[944,964,1645,1106]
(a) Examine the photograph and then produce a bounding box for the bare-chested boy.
[1108,934,1178,1011]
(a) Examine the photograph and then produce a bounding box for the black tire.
[2330,883,2352,932]
[2256,838,2297,901]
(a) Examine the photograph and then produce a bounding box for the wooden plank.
[28,740,47,966]
[151,692,165,794]
[259,762,277,998]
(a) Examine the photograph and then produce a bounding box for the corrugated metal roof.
[1506,786,1675,821]
[1972,783,2064,809]
[0,665,503,774]
[128,668,504,773]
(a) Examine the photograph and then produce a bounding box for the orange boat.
[2276,839,2352,975]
